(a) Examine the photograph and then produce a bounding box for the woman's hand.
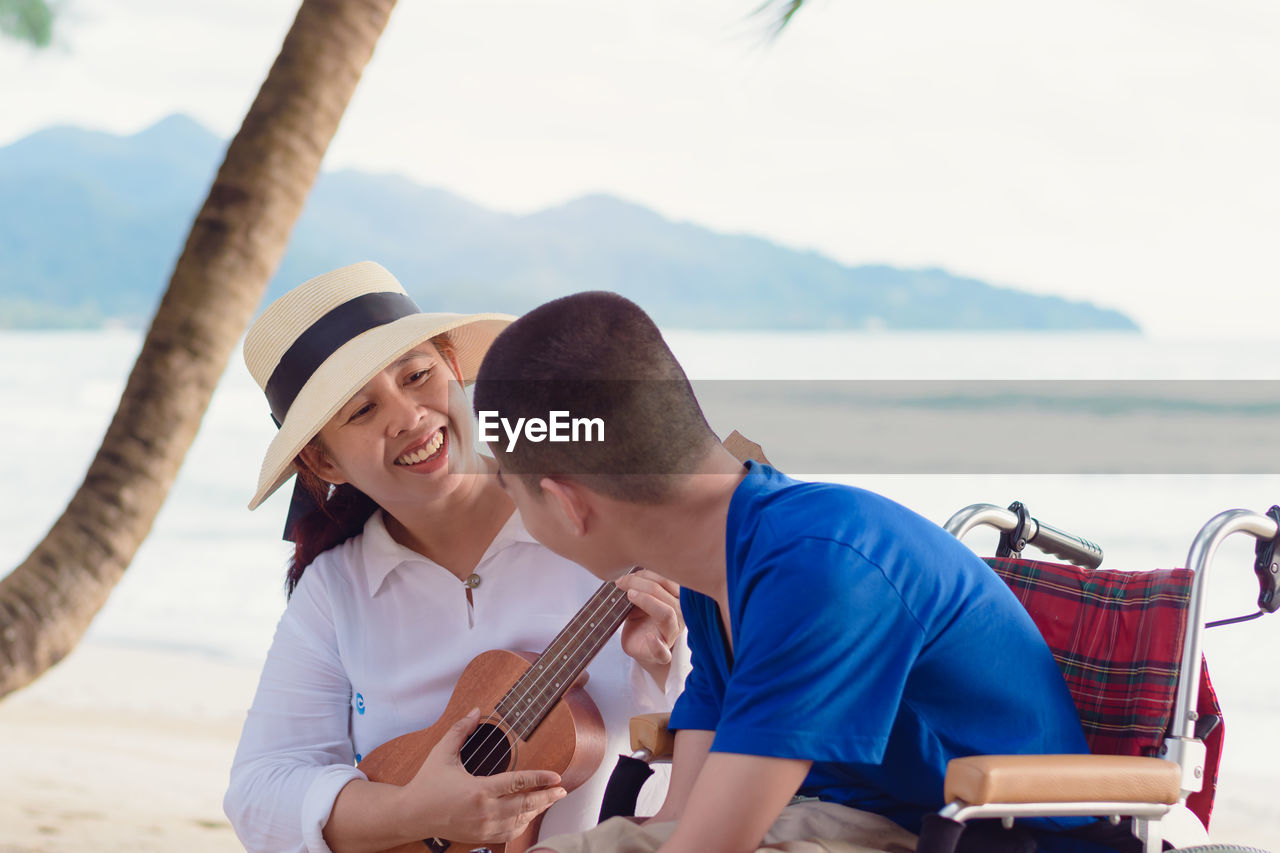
[616,569,683,684]
[398,708,568,844]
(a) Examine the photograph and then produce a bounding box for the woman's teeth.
[395,430,445,465]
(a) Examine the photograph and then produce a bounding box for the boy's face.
[496,466,632,581]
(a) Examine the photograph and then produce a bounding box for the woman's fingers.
[429,707,482,769]
[485,769,564,798]
[626,593,679,648]
[618,568,680,600]
[616,570,684,669]
[481,770,567,836]
[621,573,682,630]
[623,585,682,640]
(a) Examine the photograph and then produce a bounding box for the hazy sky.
[2,0,1277,336]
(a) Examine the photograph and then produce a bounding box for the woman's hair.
[285,333,458,597]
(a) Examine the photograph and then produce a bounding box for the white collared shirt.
[224,510,687,853]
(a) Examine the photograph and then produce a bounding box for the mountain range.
[0,115,1138,331]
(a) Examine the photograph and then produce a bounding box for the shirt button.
[465,573,482,589]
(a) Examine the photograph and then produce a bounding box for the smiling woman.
[284,337,458,590]
[225,262,689,853]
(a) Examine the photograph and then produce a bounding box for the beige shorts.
[531,800,918,853]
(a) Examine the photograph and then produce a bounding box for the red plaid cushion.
[986,557,1191,755]
[985,557,1223,825]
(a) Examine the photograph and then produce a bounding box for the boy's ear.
[539,477,592,537]
[298,443,348,486]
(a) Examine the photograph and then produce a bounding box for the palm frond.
[0,0,54,48]
[752,0,807,39]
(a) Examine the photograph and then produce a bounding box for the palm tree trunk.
[0,0,399,698]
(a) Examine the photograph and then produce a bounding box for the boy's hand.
[616,569,683,675]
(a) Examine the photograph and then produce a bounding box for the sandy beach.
[0,642,258,853]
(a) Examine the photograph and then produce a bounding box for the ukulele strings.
[465,566,642,769]
[463,582,626,773]
[464,577,636,773]
[511,566,641,728]
[513,584,635,735]
[464,581,630,773]
[514,566,644,721]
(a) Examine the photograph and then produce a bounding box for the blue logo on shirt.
[355,692,366,715]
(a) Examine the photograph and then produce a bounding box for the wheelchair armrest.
[629,712,675,759]
[944,754,1182,806]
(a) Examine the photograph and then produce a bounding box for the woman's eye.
[347,403,374,422]
[407,369,431,385]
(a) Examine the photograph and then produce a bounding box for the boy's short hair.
[473,291,718,502]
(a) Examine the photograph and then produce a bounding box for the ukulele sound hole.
[459,722,513,776]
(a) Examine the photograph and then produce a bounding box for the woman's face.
[302,343,480,509]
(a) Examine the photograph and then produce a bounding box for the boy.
[471,292,1103,853]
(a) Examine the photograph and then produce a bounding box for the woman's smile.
[393,426,449,472]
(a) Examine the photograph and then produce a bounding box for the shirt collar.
[359,509,540,597]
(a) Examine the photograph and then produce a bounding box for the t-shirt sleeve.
[667,587,723,733]
[711,534,926,765]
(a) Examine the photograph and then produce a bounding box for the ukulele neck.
[496,577,634,739]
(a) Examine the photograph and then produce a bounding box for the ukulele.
[357,573,637,853]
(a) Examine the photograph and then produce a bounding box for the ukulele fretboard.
[495,576,635,739]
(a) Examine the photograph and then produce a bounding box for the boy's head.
[473,291,720,574]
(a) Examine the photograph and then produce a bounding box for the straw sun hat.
[244,261,514,511]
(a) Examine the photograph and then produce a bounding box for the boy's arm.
[656,752,812,853]
[645,728,714,824]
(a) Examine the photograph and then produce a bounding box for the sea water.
[1,329,1278,844]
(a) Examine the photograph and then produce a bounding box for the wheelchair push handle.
[1029,520,1105,570]
[944,503,1104,569]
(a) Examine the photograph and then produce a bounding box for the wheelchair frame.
[933,503,1280,853]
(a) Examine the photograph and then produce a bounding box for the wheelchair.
[606,500,1280,853]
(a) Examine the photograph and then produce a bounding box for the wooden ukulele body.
[357,649,607,853]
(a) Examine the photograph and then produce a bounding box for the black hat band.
[264,290,421,426]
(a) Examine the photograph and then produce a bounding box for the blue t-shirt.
[669,462,1091,836]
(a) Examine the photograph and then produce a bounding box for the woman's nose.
[384,388,423,436]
